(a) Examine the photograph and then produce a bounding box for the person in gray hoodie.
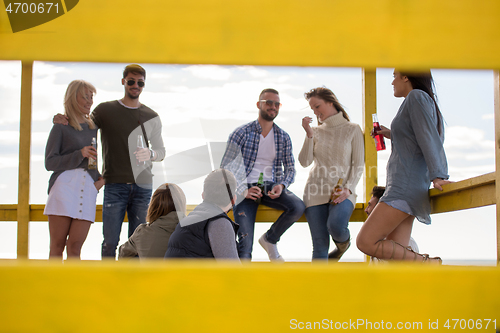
[165,169,239,261]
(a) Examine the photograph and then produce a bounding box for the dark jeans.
[101,183,152,258]
[234,182,305,259]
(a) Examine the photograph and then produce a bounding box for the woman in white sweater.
[299,87,364,260]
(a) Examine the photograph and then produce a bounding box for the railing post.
[362,68,377,263]
[494,70,500,264]
[17,61,33,259]
[362,69,377,204]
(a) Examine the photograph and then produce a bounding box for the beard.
[259,107,277,122]
[126,89,140,100]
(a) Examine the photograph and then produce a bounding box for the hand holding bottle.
[329,178,347,205]
[245,186,263,201]
[372,114,386,151]
[134,134,149,165]
[87,137,97,169]
[81,145,97,161]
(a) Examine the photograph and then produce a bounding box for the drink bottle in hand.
[329,178,344,205]
[88,137,97,170]
[255,172,264,204]
[372,114,386,151]
[136,134,146,166]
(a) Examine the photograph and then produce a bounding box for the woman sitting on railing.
[119,183,186,259]
[299,87,364,261]
[44,80,105,260]
[356,70,451,263]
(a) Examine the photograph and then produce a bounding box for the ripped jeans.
[234,182,305,259]
[101,183,152,258]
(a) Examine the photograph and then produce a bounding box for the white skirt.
[44,169,98,222]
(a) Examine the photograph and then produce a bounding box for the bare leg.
[357,202,440,262]
[66,219,92,259]
[48,215,72,260]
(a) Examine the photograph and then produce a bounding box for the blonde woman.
[44,80,105,260]
[119,183,186,259]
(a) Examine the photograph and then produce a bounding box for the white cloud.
[481,113,494,120]
[0,155,19,168]
[0,131,19,145]
[149,72,173,80]
[182,65,232,81]
[444,126,493,150]
[239,66,269,78]
[33,62,69,78]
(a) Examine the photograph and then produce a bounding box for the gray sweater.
[380,89,449,224]
[45,123,100,194]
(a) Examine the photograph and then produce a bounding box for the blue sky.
[0,61,496,262]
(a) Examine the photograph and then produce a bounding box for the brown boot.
[328,239,351,260]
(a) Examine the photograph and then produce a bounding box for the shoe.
[258,234,284,262]
[373,239,442,264]
[328,239,351,261]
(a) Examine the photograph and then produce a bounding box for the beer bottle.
[329,178,344,205]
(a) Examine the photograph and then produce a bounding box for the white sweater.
[298,112,364,208]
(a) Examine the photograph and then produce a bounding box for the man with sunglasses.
[53,64,166,259]
[220,88,305,262]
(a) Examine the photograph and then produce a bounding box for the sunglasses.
[259,99,281,108]
[124,79,145,87]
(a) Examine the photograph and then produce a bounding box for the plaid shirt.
[220,120,296,195]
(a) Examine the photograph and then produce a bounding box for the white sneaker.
[259,234,285,262]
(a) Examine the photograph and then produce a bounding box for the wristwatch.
[149,149,156,161]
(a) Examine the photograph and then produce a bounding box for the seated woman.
[118,183,186,259]
[165,169,239,261]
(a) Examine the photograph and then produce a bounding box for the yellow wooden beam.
[494,71,500,263]
[0,261,499,332]
[1,172,498,225]
[3,170,499,224]
[362,69,377,204]
[430,173,496,214]
[1,203,367,223]
[1,0,500,69]
[17,61,32,259]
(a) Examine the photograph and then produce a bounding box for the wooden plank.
[0,261,499,332]
[19,203,367,223]
[362,69,377,204]
[494,71,500,263]
[1,0,500,69]
[430,173,496,214]
[17,61,32,259]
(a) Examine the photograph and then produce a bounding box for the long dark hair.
[400,70,443,135]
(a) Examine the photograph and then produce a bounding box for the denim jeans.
[305,200,354,259]
[234,182,305,259]
[101,183,152,258]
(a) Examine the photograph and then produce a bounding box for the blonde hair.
[147,183,187,223]
[64,80,97,131]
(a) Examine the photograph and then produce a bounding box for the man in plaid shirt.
[220,88,305,261]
